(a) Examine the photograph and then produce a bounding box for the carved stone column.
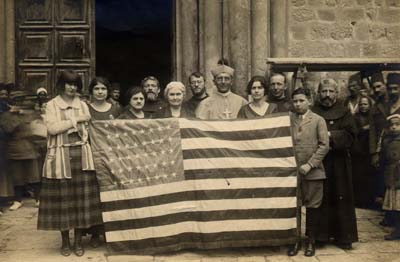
[0,0,15,83]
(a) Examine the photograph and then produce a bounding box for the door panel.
[19,68,53,95]
[18,31,53,63]
[16,0,53,26]
[55,68,90,94]
[56,30,91,63]
[56,0,89,25]
[15,0,94,94]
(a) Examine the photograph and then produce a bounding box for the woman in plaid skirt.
[37,70,103,257]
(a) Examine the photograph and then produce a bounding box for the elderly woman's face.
[64,83,78,98]
[130,92,145,111]
[250,81,265,101]
[167,86,184,107]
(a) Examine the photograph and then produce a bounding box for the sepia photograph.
[0,0,400,261]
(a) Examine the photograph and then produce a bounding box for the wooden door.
[15,0,95,97]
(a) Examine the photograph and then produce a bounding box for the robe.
[195,91,247,120]
[311,102,359,244]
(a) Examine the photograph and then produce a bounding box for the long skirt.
[383,188,400,211]
[37,146,103,231]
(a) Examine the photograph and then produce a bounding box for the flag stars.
[162,161,167,166]
[140,129,145,134]
[137,166,142,171]
[161,150,166,155]
[171,160,175,165]
[169,149,174,153]
[153,164,157,168]
[171,172,177,177]
[152,152,157,156]
[143,153,148,157]
[157,126,163,131]
[138,178,142,182]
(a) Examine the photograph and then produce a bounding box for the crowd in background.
[0,60,399,257]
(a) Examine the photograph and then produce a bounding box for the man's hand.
[371,154,380,168]
[299,164,312,175]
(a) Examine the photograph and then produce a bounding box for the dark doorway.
[95,0,173,103]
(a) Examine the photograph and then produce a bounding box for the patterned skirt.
[37,145,103,231]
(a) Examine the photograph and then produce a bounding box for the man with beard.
[195,64,247,120]
[387,73,400,116]
[184,72,209,115]
[141,76,167,118]
[344,73,363,115]
[267,72,291,112]
[311,78,358,250]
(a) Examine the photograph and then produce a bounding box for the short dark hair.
[217,58,230,66]
[126,86,146,101]
[188,72,204,83]
[88,76,111,95]
[141,76,160,89]
[56,70,83,94]
[291,87,311,99]
[246,76,267,95]
[269,72,287,84]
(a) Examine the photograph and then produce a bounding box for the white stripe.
[179,116,290,132]
[106,218,297,242]
[184,157,296,170]
[103,197,297,222]
[100,177,297,202]
[181,136,293,151]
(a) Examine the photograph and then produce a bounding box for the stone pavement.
[1,199,400,262]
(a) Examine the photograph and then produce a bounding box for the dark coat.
[381,133,400,189]
[311,102,359,244]
[155,104,195,119]
[142,99,168,119]
[351,112,376,207]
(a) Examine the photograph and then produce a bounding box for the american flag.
[90,113,298,254]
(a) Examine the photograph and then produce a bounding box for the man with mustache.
[107,82,122,112]
[267,72,291,112]
[387,73,400,116]
[141,76,167,118]
[184,72,209,115]
[311,78,358,250]
[195,64,247,120]
[344,73,363,115]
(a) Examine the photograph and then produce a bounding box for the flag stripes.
[102,197,297,223]
[106,218,297,242]
[104,208,297,232]
[102,188,296,212]
[90,115,298,254]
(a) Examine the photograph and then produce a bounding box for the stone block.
[344,42,362,57]
[310,23,331,39]
[291,25,309,40]
[330,24,354,40]
[292,8,316,22]
[369,25,388,39]
[339,8,365,21]
[329,43,346,57]
[378,9,400,23]
[380,43,400,57]
[386,0,400,7]
[387,25,400,40]
[340,0,356,6]
[308,0,325,6]
[366,8,378,20]
[303,41,331,57]
[289,44,305,57]
[317,9,336,21]
[357,0,374,5]
[292,0,307,6]
[355,22,370,40]
[362,43,379,56]
[326,0,340,6]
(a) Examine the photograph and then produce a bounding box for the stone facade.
[288,0,400,58]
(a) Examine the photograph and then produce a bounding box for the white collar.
[54,95,81,110]
[216,91,232,97]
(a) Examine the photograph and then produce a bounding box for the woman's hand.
[76,114,91,123]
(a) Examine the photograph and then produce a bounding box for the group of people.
[0,61,399,258]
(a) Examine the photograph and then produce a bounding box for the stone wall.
[288,0,400,58]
